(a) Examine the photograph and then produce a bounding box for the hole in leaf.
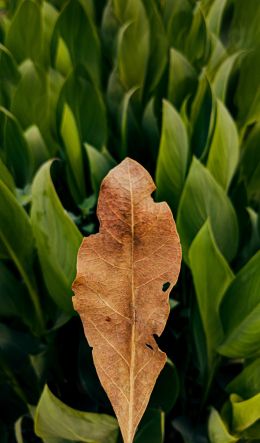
[146,343,153,350]
[162,282,170,292]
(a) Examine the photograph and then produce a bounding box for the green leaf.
[0,43,20,84]
[54,37,72,77]
[35,385,119,443]
[54,0,101,85]
[208,408,238,443]
[58,65,107,149]
[164,0,193,53]
[24,125,50,175]
[11,60,48,132]
[5,0,42,64]
[0,158,15,193]
[116,0,150,91]
[149,359,179,413]
[0,107,32,187]
[156,100,189,214]
[31,161,82,313]
[42,1,58,67]
[185,6,211,69]
[207,0,228,36]
[134,409,164,443]
[230,393,260,433]
[0,261,33,327]
[120,87,139,159]
[189,221,234,370]
[207,100,239,190]
[213,52,242,102]
[240,122,260,206]
[0,179,43,332]
[219,250,260,358]
[177,157,239,264]
[60,103,86,203]
[190,75,215,158]
[167,48,197,110]
[226,358,260,399]
[85,144,116,194]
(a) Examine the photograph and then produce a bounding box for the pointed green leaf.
[226,358,260,398]
[177,157,239,264]
[167,48,197,110]
[207,100,239,190]
[219,250,260,358]
[0,158,15,193]
[207,0,228,36]
[35,385,118,443]
[31,161,82,313]
[85,144,116,194]
[156,100,189,214]
[208,408,238,443]
[0,43,20,84]
[230,393,260,433]
[189,221,234,369]
[213,52,242,102]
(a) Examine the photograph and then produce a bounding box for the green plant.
[0,0,259,442]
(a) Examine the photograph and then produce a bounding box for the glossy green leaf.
[219,250,260,358]
[230,393,260,433]
[156,100,189,214]
[190,75,215,158]
[31,161,82,313]
[55,37,72,77]
[167,48,197,110]
[35,385,119,443]
[58,65,107,149]
[60,103,85,203]
[134,409,164,443]
[177,157,239,264]
[11,60,48,132]
[226,358,260,398]
[0,158,15,193]
[54,0,101,85]
[85,144,116,194]
[207,0,228,36]
[116,0,150,91]
[189,221,234,370]
[213,52,242,102]
[207,100,239,190]
[0,107,32,187]
[5,0,42,64]
[0,179,43,331]
[208,408,238,443]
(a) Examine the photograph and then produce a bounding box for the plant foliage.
[0,0,259,442]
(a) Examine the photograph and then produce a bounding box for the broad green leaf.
[156,100,189,214]
[58,65,107,149]
[167,48,197,110]
[149,359,179,413]
[189,221,234,370]
[0,261,33,326]
[0,158,15,193]
[226,358,260,398]
[213,52,242,102]
[60,103,85,203]
[116,0,150,91]
[184,6,211,69]
[11,60,48,132]
[0,179,43,332]
[85,144,116,194]
[190,75,215,158]
[0,107,32,187]
[230,393,260,433]
[134,409,164,443]
[0,43,20,84]
[24,125,50,175]
[207,0,228,36]
[207,100,239,190]
[219,250,260,358]
[54,37,72,77]
[5,0,42,64]
[54,0,101,85]
[208,408,238,443]
[240,122,260,206]
[177,157,239,264]
[142,0,168,94]
[35,385,119,443]
[31,161,82,313]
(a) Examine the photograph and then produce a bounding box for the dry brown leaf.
[72,158,181,443]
